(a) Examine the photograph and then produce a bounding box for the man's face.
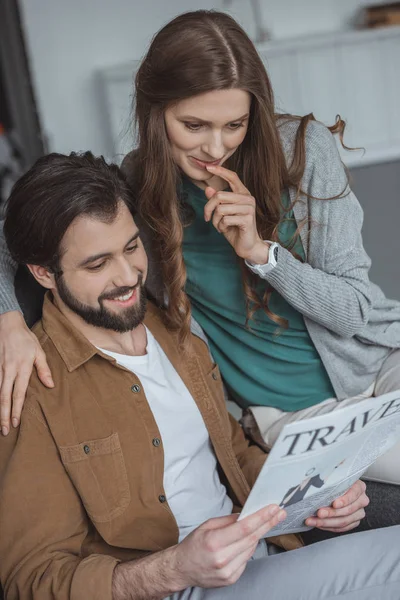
[54,202,148,332]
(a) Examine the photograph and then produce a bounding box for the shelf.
[256,24,400,55]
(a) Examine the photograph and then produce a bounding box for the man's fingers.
[307,484,368,528]
[226,505,285,547]
[204,505,282,549]
[34,350,54,388]
[332,480,366,509]
[316,520,362,533]
[250,507,286,542]
[212,508,286,583]
[11,368,33,427]
[199,513,240,532]
[307,507,366,530]
[205,164,250,195]
[215,542,259,586]
[317,493,369,520]
[0,371,15,435]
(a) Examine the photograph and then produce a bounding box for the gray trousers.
[169,525,400,599]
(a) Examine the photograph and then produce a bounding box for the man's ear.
[27,264,56,290]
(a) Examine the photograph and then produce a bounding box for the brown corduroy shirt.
[0,294,302,600]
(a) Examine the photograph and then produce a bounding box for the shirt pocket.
[59,432,130,523]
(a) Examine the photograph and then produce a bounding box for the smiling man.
[0,152,399,600]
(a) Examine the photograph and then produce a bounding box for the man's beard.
[56,274,147,333]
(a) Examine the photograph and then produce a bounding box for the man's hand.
[113,505,286,599]
[0,311,54,435]
[170,504,286,589]
[305,480,369,532]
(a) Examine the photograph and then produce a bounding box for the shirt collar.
[40,292,164,373]
[41,293,99,372]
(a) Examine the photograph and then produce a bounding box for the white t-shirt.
[99,327,233,541]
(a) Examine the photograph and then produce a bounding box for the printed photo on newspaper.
[239,390,400,535]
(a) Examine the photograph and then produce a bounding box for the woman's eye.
[228,122,244,130]
[184,122,203,132]
[126,244,138,254]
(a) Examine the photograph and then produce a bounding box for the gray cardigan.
[1,119,399,400]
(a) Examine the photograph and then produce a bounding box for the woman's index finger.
[205,164,249,194]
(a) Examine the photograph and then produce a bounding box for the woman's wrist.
[245,240,270,265]
[0,310,25,330]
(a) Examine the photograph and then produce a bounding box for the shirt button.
[158,494,166,503]
[212,372,218,380]
[83,445,90,454]
[131,384,141,393]
[152,437,161,447]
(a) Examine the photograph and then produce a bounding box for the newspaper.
[239,390,400,535]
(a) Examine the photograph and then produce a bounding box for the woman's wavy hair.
[133,10,347,343]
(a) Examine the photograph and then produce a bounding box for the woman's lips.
[189,156,222,170]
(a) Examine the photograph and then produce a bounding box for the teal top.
[181,177,335,411]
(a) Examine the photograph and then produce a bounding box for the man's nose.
[113,257,140,288]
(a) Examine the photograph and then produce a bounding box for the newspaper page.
[239,390,400,535]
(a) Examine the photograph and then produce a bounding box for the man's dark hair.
[4,151,136,272]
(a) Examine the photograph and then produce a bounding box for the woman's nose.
[202,131,225,160]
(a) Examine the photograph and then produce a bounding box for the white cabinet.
[259,25,400,166]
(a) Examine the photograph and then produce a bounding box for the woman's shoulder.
[278,116,348,197]
[277,116,339,165]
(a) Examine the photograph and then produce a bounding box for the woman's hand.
[305,480,369,532]
[204,165,270,265]
[0,311,54,435]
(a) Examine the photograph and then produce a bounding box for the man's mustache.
[99,274,143,302]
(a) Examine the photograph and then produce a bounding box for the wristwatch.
[245,241,279,277]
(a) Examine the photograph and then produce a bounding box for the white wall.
[19,0,380,156]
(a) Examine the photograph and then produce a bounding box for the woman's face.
[164,89,251,190]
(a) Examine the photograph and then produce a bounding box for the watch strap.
[245,241,279,276]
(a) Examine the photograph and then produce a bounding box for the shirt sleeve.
[0,219,20,314]
[0,402,119,600]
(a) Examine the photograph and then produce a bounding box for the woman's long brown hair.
[134,10,347,342]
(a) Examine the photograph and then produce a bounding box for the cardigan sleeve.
[258,121,374,338]
[0,219,20,315]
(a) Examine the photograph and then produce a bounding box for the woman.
[1,11,400,485]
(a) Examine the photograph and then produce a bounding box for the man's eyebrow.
[178,113,250,125]
[78,231,140,268]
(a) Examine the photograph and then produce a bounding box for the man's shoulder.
[28,319,72,401]
[31,319,65,379]
[32,318,49,347]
